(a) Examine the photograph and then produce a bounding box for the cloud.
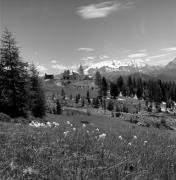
[161,47,176,52]
[77,1,134,19]
[147,53,171,60]
[128,53,148,58]
[51,60,57,64]
[78,48,94,52]
[51,64,67,70]
[99,55,109,60]
[81,56,95,61]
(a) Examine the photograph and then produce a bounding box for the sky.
[1,0,176,74]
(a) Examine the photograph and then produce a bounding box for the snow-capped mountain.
[84,59,158,75]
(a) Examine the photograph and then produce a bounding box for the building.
[44,73,54,80]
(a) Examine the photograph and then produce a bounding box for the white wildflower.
[86,130,89,133]
[66,121,70,125]
[10,161,17,170]
[53,122,59,126]
[23,167,33,175]
[70,124,73,127]
[47,122,51,127]
[98,133,106,140]
[144,141,148,145]
[118,135,123,140]
[96,128,99,131]
[82,124,86,128]
[133,135,137,140]
[73,128,76,131]
[63,131,69,137]
[128,142,132,146]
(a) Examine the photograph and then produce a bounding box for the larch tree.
[29,64,46,118]
[0,29,29,117]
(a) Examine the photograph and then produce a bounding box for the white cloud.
[103,55,109,59]
[77,1,133,19]
[51,64,67,70]
[128,53,148,58]
[78,48,94,52]
[161,47,176,52]
[81,56,95,61]
[146,53,171,60]
[81,57,89,61]
[51,60,57,64]
[87,56,95,60]
[99,55,109,60]
[99,56,104,60]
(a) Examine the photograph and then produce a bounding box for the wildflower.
[128,142,132,146]
[23,167,33,175]
[70,124,73,127]
[63,131,69,137]
[96,128,99,131]
[133,135,137,140]
[10,161,17,170]
[73,128,76,131]
[40,123,45,127]
[66,121,70,125]
[29,122,34,127]
[53,122,59,126]
[144,141,148,145]
[118,135,123,140]
[23,167,39,175]
[47,122,51,127]
[82,124,86,128]
[98,133,106,140]
[86,130,89,133]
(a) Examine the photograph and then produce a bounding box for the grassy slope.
[0,114,176,179]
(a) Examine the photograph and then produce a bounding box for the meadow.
[0,113,176,180]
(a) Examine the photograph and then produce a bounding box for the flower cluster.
[29,121,59,128]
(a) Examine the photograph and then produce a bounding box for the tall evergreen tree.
[117,76,124,91]
[29,64,46,118]
[110,82,120,98]
[56,99,62,115]
[101,76,108,97]
[86,90,91,104]
[78,64,84,80]
[0,29,29,117]
[94,70,102,87]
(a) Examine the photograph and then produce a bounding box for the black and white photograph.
[1,0,176,179]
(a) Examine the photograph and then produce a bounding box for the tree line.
[95,71,176,106]
[0,29,46,118]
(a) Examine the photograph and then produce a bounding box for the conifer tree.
[94,70,102,87]
[78,64,84,80]
[61,88,65,99]
[101,76,108,97]
[56,99,62,114]
[86,90,91,104]
[117,76,124,91]
[29,64,46,118]
[0,29,29,117]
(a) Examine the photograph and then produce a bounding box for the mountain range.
[83,58,176,81]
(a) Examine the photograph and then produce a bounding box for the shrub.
[107,100,114,111]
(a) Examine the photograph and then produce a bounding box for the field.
[1,113,176,179]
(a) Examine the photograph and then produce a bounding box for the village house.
[44,73,54,80]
